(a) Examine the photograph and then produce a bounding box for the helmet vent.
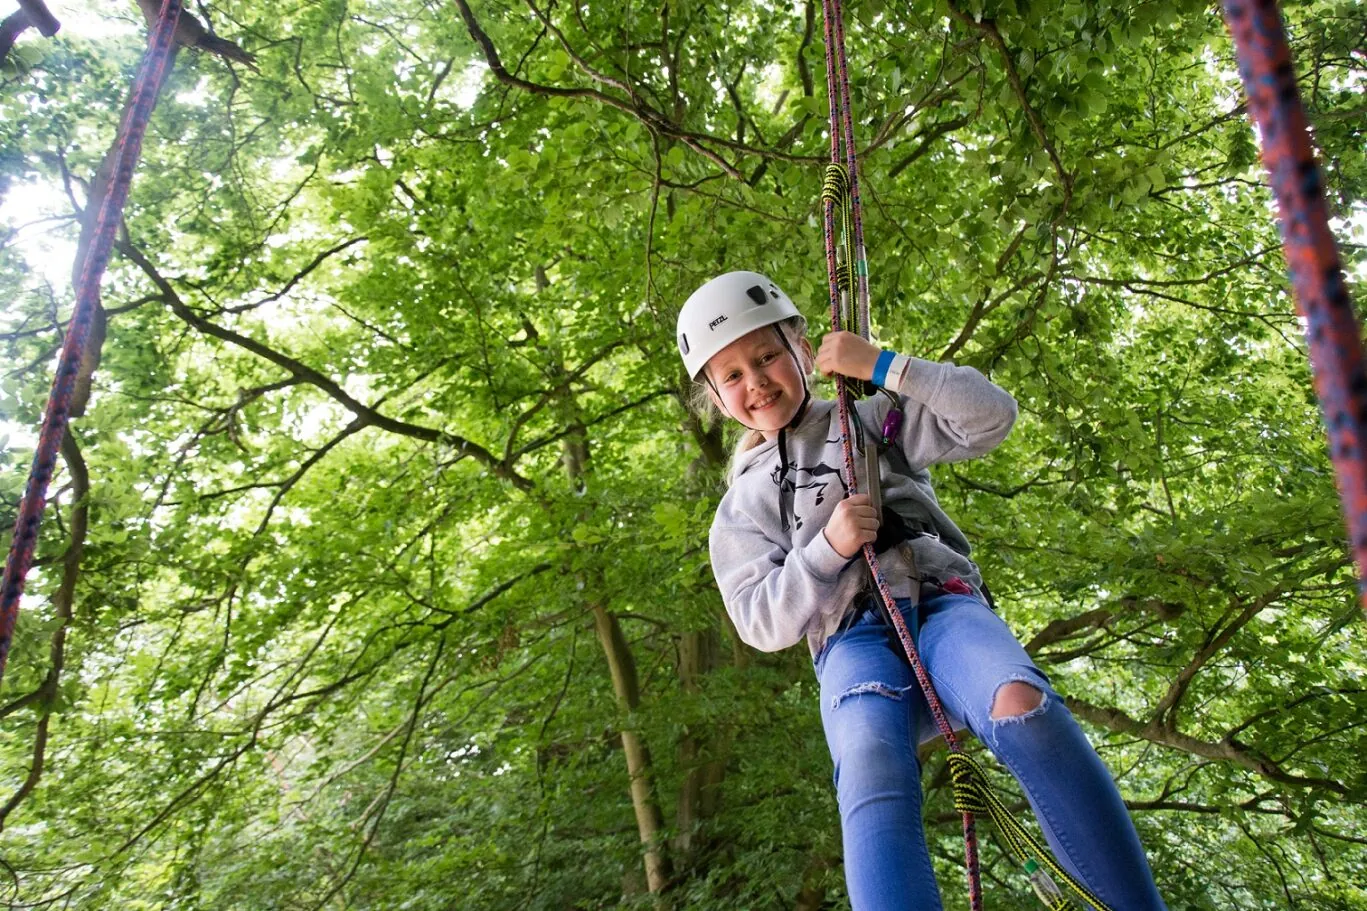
[678,333,690,355]
[746,285,767,305]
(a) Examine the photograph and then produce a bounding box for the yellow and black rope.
[822,164,874,396]
[949,752,1117,911]
[821,164,855,298]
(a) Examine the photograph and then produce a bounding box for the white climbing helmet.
[676,271,804,380]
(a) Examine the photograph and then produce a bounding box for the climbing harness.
[0,0,185,683]
[818,0,1114,907]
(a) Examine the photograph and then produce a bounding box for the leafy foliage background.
[1,0,1364,908]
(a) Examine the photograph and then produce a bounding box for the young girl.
[677,271,1167,911]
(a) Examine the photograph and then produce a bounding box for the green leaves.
[0,0,1363,908]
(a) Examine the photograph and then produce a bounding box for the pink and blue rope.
[0,0,184,682]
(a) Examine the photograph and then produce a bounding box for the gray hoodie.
[709,356,1018,660]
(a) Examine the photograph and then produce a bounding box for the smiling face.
[704,325,812,439]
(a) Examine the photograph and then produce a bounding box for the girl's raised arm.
[884,356,1017,472]
[817,331,1017,472]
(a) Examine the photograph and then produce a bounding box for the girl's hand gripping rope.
[823,493,881,558]
[816,331,880,382]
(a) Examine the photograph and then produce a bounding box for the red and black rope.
[0,0,184,683]
[1222,0,1366,616]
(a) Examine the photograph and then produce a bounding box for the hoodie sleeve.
[885,356,1018,472]
[710,507,853,653]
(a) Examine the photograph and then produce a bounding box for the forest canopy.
[1,0,1364,908]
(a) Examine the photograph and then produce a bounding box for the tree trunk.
[550,336,673,899]
[593,604,673,895]
[793,853,837,911]
[674,626,722,856]
[673,405,734,860]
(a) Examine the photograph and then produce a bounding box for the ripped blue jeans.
[815,593,1167,911]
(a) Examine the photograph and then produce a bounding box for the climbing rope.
[820,0,1357,906]
[1220,0,1367,616]
[816,0,985,906]
[949,752,1111,911]
[818,2,1113,909]
[0,0,184,683]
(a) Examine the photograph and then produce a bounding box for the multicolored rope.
[818,0,988,906]
[0,0,184,683]
[1221,0,1366,616]
[818,4,1126,910]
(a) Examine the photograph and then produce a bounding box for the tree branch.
[1151,591,1277,725]
[0,0,60,63]
[221,236,368,315]
[117,238,532,490]
[1065,697,1350,795]
[946,1,1072,207]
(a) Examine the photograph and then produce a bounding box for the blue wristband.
[872,349,895,387]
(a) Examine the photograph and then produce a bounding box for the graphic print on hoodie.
[770,436,848,531]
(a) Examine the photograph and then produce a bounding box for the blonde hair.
[688,315,812,485]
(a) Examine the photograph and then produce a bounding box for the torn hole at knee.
[830,681,909,711]
[990,681,1045,720]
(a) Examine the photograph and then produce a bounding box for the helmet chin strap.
[770,328,811,534]
[773,328,812,430]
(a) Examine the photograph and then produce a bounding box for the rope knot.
[947,752,991,816]
[834,262,852,293]
[820,163,849,205]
